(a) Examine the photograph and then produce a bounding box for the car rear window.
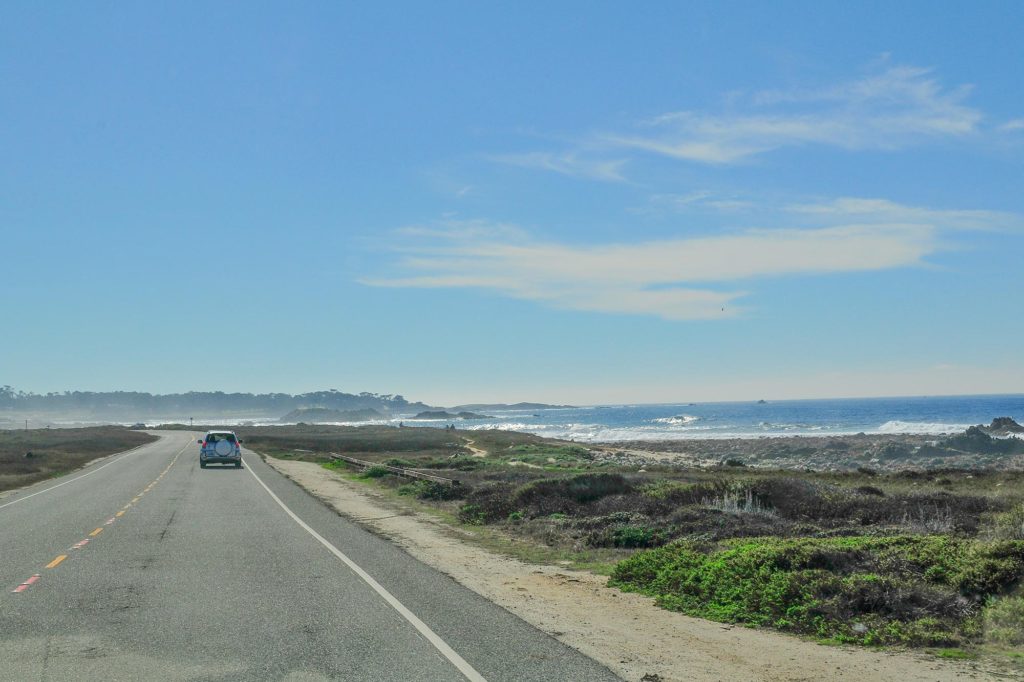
[206,433,236,443]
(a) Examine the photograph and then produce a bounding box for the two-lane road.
[1,432,620,681]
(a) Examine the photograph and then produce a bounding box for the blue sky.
[2,2,1022,405]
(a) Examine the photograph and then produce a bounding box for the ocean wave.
[651,415,701,425]
[757,422,828,431]
[875,420,970,435]
[462,421,784,442]
[460,422,540,432]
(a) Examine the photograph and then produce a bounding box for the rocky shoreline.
[595,419,1024,472]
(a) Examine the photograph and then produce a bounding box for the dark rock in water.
[987,417,1024,433]
[450,402,574,411]
[280,407,384,422]
[413,411,453,420]
[412,410,492,420]
[757,399,767,404]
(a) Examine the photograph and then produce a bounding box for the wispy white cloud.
[643,191,754,214]
[488,151,627,182]
[488,64,988,179]
[784,197,1018,231]
[607,65,982,163]
[394,219,528,243]
[361,196,1001,319]
[999,118,1024,132]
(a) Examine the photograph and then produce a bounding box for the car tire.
[235,461,242,468]
[200,461,207,469]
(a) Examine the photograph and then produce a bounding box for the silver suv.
[197,431,242,469]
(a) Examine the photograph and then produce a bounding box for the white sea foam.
[875,420,970,435]
[758,422,828,431]
[463,421,774,442]
[651,415,701,425]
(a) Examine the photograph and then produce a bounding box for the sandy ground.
[265,456,1017,682]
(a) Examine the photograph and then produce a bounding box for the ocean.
[318,394,1024,442]
[35,394,1023,442]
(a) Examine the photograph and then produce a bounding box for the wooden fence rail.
[328,453,460,487]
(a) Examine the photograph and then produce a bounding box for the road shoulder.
[264,455,1007,682]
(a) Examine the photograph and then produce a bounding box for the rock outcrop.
[411,410,492,420]
[986,417,1024,434]
[280,407,384,422]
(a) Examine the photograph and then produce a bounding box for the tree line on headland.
[0,386,432,418]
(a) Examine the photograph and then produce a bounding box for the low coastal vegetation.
[0,426,157,492]
[610,535,1023,647]
[235,423,1024,656]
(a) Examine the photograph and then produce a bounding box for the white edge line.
[0,435,190,511]
[243,455,487,682]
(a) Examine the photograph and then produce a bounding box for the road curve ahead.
[1,432,620,681]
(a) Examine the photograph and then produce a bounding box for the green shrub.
[639,479,730,505]
[745,477,997,533]
[362,465,391,478]
[991,504,1024,541]
[393,480,462,500]
[458,483,515,524]
[609,536,1024,646]
[419,481,463,500]
[514,473,633,512]
[458,503,487,525]
[612,525,663,548]
[984,594,1024,647]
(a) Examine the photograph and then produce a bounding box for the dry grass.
[0,426,156,492]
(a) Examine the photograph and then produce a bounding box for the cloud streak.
[784,197,1018,231]
[495,64,990,177]
[488,151,627,182]
[360,197,1003,320]
[606,66,982,164]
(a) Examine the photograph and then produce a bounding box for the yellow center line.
[26,441,190,581]
[45,555,67,569]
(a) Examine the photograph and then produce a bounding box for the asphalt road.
[0,432,620,681]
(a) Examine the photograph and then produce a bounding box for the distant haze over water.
[424,395,1024,441]
[70,394,1024,442]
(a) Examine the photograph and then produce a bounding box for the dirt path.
[265,456,1012,682]
[462,438,488,458]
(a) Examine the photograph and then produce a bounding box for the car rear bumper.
[200,456,241,464]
